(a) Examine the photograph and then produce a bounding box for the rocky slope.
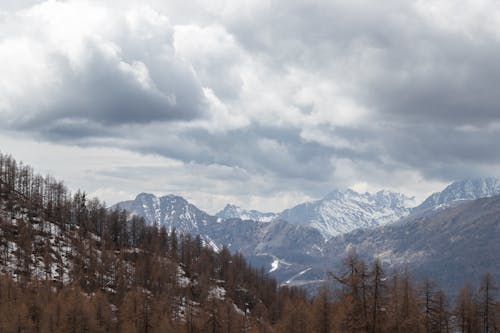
[279,189,416,238]
[112,192,217,233]
[416,177,500,211]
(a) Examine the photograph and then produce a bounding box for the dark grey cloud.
[16,42,206,135]
[140,125,337,181]
[362,34,500,127]
[377,124,500,179]
[214,0,500,183]
[224,0,500,127]
[2,3,208,141]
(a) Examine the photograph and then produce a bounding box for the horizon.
[4,149,495,215]
[109,176,500,214]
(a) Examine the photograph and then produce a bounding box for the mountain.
[112,178,500,290]
[416,177,500,211]
[279,189,416,238]
[215,204,277,222]
[112,193,326,281]
[319,193,500,295]
[112,189,418,285]
[112,192,217,234]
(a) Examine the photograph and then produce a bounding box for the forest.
[0,151,499,333]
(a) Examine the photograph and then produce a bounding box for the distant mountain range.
[279,189,416,238]
[112,178,500,293]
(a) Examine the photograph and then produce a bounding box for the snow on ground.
[284,267,312,285]
[208,286,226,300]
[177,266,190,288]
[269,259,279,273]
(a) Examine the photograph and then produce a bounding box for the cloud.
[2,0,500,211]
[0,1,207,139]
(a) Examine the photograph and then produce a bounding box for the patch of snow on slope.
[285,267,312,284]
[269,259,279,273]
[209,286,226,300]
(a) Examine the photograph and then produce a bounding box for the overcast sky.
[1,0,500,213]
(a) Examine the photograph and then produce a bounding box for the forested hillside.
[0,151,499,332]
[0,152,291,332]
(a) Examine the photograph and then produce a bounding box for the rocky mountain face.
[115,188,417,241]
[215,204,277,222]
[415,177,500,211]
[279,189,416,238]
[112,193,217,234]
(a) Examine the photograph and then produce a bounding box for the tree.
[479,273,498,333]
[329,249,368,332]
[369,258,386,333]
[454,283,480,333]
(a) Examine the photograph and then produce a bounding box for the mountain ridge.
[112,177,500,287]
[278,188,417,238]
[415,177,500,211]
[215,203,277,222]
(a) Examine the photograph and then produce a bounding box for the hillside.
[112,193,327,283]
[0,152,300,332]
[322,194,500,295]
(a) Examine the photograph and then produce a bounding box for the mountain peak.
[280,188,414,238]
[323,188,354,200]
[222,203,239,210]
[215,204,241,218]
[215,204,277,222]
[112,193,215,233]
[417,177,500,211]
[135,192,156,200]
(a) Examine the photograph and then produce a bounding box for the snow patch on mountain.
[285,267,312,285]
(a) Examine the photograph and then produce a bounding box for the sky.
[1,0,500,213]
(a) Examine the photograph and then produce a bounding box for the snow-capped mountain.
[112,179,500,288]
[319,193,500,296]
[111,193,217,233]
[112,193,326,283]
[278,189,417,239]
[216,204,277,222]
[415,177,500,211]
